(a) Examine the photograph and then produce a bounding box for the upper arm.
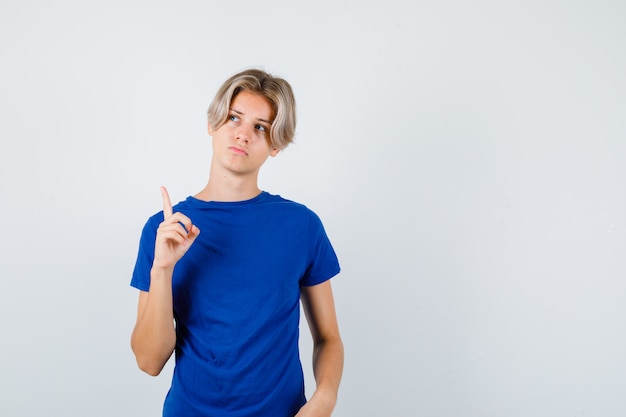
[135,290,149,321]
[300,280,341,343]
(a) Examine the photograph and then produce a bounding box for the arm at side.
[130,267,177,376]
[299,280,344,416]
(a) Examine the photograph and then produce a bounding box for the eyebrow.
[230,108,273,125]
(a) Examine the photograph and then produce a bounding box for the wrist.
[150,265,174,279]
[309,387,337,412]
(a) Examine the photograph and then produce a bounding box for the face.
[208,90,280,177]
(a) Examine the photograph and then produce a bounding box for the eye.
[255,124,267,132]
[228,114,240,122]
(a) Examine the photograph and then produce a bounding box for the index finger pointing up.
[160,186,173,218]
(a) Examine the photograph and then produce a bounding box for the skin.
[131,90,343,416]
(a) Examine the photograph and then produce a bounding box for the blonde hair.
[207,69,296,150]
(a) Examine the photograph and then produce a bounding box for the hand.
[294,394,334,417]
[153,186,200,270]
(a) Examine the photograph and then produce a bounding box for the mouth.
[229,146,248,156]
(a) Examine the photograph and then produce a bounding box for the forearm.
[310,336,344,411]
[131,267,177,376]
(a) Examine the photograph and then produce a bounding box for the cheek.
[251,142,273,158]
[212,127,232,142]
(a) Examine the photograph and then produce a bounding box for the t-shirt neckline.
[185,191,270,207]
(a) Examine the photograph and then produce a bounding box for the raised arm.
[130,186,200,376]
[297,280,344,417]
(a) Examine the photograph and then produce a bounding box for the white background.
[1,1,625,416]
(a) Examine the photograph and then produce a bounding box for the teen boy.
[130,69,343,417]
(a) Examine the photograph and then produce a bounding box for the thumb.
[187,225,201,243]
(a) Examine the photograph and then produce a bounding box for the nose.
[235,123,254,143]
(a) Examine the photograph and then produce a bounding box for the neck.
[195,167,262,202]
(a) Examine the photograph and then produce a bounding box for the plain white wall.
[1,1,625,416]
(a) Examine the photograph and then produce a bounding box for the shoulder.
[262,192,321,219]
[261,193,330,238]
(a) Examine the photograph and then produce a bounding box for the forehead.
[231,90,274,121]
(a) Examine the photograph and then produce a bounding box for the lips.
[229,146,248,156]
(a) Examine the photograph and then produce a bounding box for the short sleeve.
[130,214,161,292]
[299,213,341,287]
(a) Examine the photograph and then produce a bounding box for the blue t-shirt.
[131,191,340,417]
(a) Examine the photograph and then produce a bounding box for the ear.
[207,122,215,136]
[269,147,280,157]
